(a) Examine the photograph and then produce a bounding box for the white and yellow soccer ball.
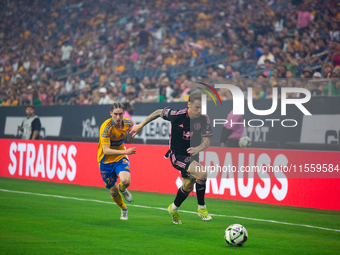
[224,224,248,246]
[238,136,251,148]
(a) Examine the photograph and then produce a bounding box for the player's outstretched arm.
[187,137,211,156]
[102,144,136,156]
[130,109,163,137]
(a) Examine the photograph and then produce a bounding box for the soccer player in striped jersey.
[97,102,136,220]
[130,90,212,224]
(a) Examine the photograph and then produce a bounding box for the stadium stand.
[0,0,339,107]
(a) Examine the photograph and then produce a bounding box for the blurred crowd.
[1,0,340,106]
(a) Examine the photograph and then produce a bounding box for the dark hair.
[317,38,326,44]
[123,102,131,109]
[26,104,34,109]
[32,90,39,100]
[189,90,202,102]
[110,102,125,111]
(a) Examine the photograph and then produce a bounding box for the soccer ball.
[224,224,248,246]
[239,136,251,148]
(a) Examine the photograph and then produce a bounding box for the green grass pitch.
[1,177,340,255]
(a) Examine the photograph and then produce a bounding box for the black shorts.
[165,150,198,178]
[227,138,240,148]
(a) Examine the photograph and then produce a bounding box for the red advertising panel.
[0,139,339,210]
[1,139,103,187]
[0,139,178,192]
[193,147,340,210]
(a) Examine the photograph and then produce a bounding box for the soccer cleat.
[120,208,128,220]
[167,204,182,224]
[198,208,212,221]
[118,183,133,203]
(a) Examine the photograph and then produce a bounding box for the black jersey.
[161,107,213,156]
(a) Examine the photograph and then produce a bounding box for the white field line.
[1,188,340,233]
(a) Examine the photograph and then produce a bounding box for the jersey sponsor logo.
[110,141,124,147]
[101,134,109,137]
[183,131,192,140]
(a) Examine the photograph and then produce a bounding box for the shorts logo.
[194,123,201,130]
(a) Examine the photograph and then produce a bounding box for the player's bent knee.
[119,171,131,187]
[182,185,193,193]
[182,178,195,193]
[121,179,130,188]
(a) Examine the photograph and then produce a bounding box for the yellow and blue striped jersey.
[97,117,133,164]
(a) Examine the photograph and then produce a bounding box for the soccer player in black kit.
[130,90,213,224]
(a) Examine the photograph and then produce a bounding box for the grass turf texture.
[0,177,340,255]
